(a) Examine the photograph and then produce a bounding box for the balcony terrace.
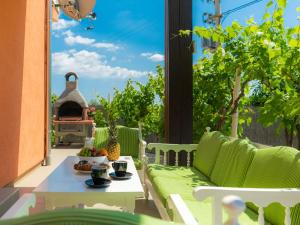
[1,0,300,225]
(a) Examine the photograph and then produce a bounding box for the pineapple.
[103,95,120,161]
[107,118,120,161]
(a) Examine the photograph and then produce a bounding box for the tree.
[188,19,259,138]
[51,93,58,104]
[257,4,300,147]
[51,93,58,146]
[93,109,106,127]
[97,66,165,140]
[183,0,300,143]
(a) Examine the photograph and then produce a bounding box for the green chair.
[93,126,146,170]
[0,208,183,225]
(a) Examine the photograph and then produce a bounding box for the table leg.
[123,196,136,213]
[44,196,56,210]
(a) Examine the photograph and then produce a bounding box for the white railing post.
[163,151,167,165]
[175,152,179,166]
[213,196,223,225]
[155,149,160,164]
[147,143,197,166]
[258,207,265,225]
[187,152,191,167]
[285,207,291,225]
[206,127,211,133]
[222,195,246,225]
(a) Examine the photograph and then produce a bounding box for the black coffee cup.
[112,161,127,177]
[91,166,107,184]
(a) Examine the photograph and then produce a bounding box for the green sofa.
[0,208,184,225]
[93,126,146,169]
[145,131,300,225]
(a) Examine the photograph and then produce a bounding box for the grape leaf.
[278,0,286,8]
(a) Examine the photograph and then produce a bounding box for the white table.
[33,156,144,212]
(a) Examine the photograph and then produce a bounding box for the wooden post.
[165,0,193,165]
[165,0,193,145]
[231,68,241,138]
[214,0,221,26]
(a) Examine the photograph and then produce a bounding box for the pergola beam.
[164,0,193,145]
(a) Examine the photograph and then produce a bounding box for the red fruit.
[99,148,108,156]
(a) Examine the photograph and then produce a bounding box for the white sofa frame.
[143,143,198,221]
[171,187,300,225]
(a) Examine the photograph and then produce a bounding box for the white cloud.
[52,19,78,31]
[141,52,152,57]
[68,49,77,54]
[53,32,60,38]
[63,30,120,51]
[63,30,96,46]
[93,42,120,51]
[63,30,74,36]
[149,54,164,62]
[52,50,149,79]
[141,52,164,62]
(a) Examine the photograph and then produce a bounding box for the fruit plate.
[74,168,91,174]
[78,156,108,165]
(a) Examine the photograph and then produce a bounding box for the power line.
[221,0,265,23]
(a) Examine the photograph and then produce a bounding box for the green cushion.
[193,131,228,177]
[147,164,214,206]
[181,199,271,225]
[118,126,140,158]
[94,126,140,158]
[152,177,214,205]
[147,164,210,182]
[210,139,256,187]
[133,157,142,170]
[94,127,109,149]
[243,146,300,225]
[0,208,183,225]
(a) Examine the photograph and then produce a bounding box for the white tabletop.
[33,156,144,194]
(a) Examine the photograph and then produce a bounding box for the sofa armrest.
[147,143,198,166]
[139,139,147,172]
[1,194,36,220]
[139,139,147,160]
[167,194,198,225]
[137,122,147,161]
[193,186,300,225]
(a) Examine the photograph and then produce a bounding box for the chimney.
[65,72,78,91]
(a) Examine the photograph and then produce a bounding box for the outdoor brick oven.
[53,72,95,145]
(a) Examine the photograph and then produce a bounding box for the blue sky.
[51,0,299,100]
[51,0,164,100]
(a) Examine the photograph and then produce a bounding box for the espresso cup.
[91,166,107,184]
[112,160,127,177]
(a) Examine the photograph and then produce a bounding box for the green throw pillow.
[210,138,256,187]
[243,146,300,225]
[193,131,227,177]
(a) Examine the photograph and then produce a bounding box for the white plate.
[78,156,108,165]
[74,168,91,174]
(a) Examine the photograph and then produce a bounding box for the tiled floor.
[14,147,79,187]
[14,146,160,218]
